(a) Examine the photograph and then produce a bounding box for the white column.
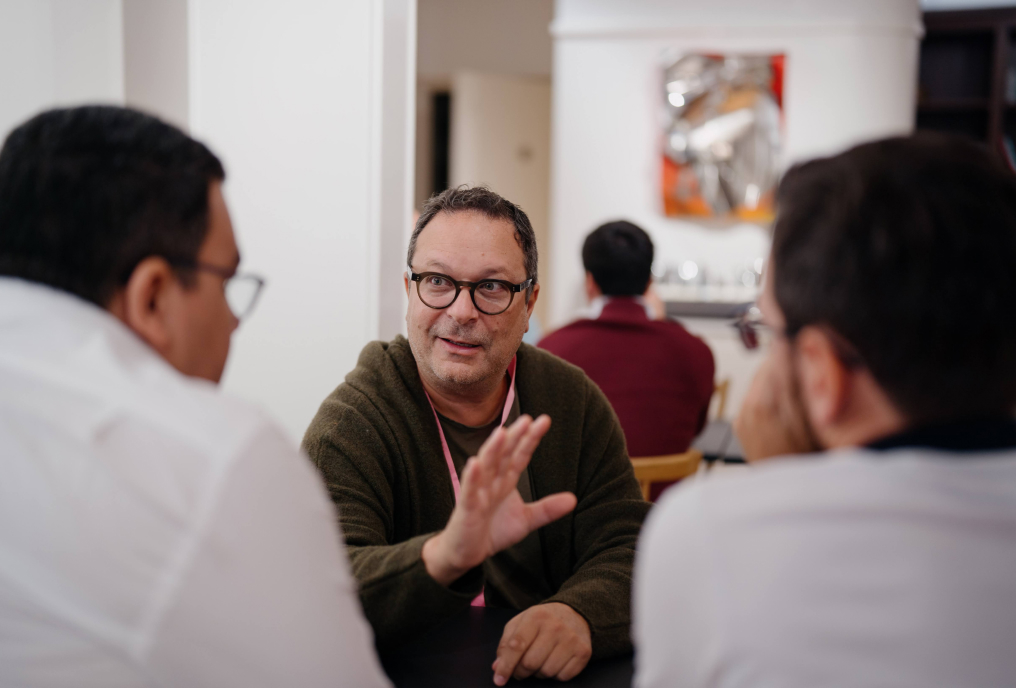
[123,0,189,131]
[0,0,124,141]
[188,0,415,442]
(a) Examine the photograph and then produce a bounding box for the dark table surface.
[380,607,634,688]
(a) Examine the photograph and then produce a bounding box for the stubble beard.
[409,318,521,392]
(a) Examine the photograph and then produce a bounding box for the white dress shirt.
[0,278,391,688]
[634,447,1016,688]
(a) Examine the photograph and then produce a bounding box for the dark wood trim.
[918,98,989,111]
[919,8,1016,153]
[924,7,1016,32]
[989,25,1009,145]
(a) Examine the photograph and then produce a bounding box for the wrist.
[422,532,470,586]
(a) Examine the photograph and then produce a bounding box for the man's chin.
[430,354,489,386]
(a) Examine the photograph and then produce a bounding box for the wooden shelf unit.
[918,7,1016,165]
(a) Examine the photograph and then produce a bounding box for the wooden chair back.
[712,378,731,421]
[630,449,703,501]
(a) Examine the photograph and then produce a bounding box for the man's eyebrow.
[418,260,520,281]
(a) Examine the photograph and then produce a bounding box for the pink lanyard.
[424,355,517,606]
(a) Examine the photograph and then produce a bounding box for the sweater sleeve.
[545,379,651,659]
[302,399,482,648]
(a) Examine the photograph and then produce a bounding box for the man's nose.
[446,287,480,322]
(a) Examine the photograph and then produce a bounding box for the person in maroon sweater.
[539,221,715,499]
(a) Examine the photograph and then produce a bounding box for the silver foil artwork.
[661,53,784,220]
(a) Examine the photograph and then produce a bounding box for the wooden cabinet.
[917,7,1016,166]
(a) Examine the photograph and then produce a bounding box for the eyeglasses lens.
[417,275,512,315]
[417,275,457,308]
[473,282,511,313]
[225,275,263,320]
[737,321,759,350]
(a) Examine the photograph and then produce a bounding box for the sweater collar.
[581,296,653,321]
[599,297,651,322]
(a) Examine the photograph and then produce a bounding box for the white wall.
[449,72,552,326]
[0,0,124,142]
[190,0,415,443]
[414,0,554,210]
[123,0,189,130]
[550,0,922,415]
[417,0,553,79]
[0,1,414,443]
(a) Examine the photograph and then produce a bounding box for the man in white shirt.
[0,106,408,686]
[634,133,1016,688]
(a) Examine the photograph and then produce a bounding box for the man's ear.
[525,283,540,321]
[584,272,601,301]
[110,256,177,356]
[404,271,410,296]
[793,326,850,431]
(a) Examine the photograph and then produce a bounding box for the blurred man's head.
[582,220,653,300]
[405,186,539,395]
[0,106,237,382]
[761,133,1016,448]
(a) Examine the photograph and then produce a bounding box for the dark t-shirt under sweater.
[436,389,552,609]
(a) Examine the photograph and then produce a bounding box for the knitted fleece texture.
[302,336,649,657]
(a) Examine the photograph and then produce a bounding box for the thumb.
[524,492,577,531]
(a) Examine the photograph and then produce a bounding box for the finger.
[523,492,577,531]
[475,424,507,478]
[494,415,533,483]
[457,457,488,511]
[508,414,551,474]
[492,415,550,498]
[513,628,558,681]
[494,613,540,686]
[491,612,520,672]
[481,417,529,500]
[556,654,591,682]
[534,641,576,679]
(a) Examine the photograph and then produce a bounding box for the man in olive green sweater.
[303,186,649,685]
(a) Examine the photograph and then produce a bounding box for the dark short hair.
[408,185,538,293]
[772,132,1016,422]
[582,220,654,296]
[0,105,225,306]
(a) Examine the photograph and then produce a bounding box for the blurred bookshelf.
[917,7,1016,169]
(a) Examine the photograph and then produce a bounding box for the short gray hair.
[408,185,538,292]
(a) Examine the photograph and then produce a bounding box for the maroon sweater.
[539,298,715,460]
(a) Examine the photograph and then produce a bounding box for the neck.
[815,372,907,450]
[420,368,509,427]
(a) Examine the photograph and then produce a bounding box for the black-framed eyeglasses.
[169,259,266,321]
[734,303,865,368]
[733,304,770,350]
[408,268,533,316]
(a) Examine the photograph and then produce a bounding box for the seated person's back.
[635,134,1016,688]
[0,107,389,688]
[540,221,714,458]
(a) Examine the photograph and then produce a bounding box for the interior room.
[2,0,1016,686]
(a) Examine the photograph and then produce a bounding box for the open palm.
[424,415,577,584]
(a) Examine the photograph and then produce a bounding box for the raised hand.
[734,340,820,462]
[421,414,577,586]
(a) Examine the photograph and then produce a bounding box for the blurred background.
[1,0,1012,442]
